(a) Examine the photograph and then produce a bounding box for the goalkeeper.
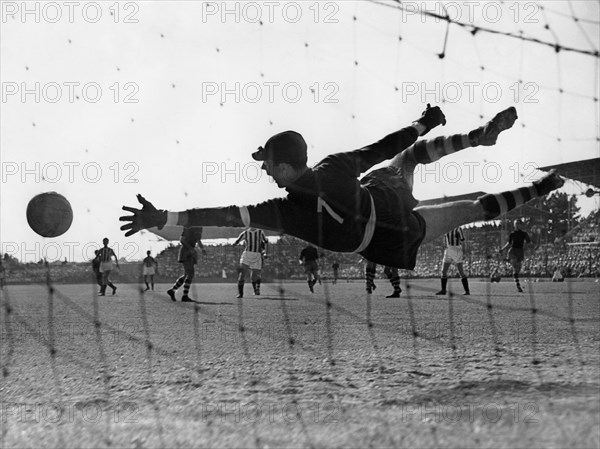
[120,105,563,270]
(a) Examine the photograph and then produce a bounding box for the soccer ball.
[26,192,73,237]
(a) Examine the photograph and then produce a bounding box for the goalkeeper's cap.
[252,131,307,166]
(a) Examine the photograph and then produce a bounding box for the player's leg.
[417,170,564,244]
[95,272,102,293]
[384,266,401,298]
[109,277,117,295]
[99,270,108,296]
[365,261,377,294]
[436,262,451,295]
[237,264,249,298]
[456,262,470,295]
[144,274,150,291]
[390,107,518,189]
[150,274,155,290]
[168,268,186,301]
[251,269,261,295]
[510,254,524,292]
[181,263,195,302]
[308,266,316,292]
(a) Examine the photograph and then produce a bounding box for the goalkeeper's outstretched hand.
[120,194,167,237]
[416,103,446,135]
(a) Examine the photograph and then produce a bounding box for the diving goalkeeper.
[120,105,563,269]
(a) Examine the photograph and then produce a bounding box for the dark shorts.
[304,261,319,273]
[508,248,525,263]
[359,167,426,270]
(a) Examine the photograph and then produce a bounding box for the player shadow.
[186,300,235,306]
[254,296,300,301]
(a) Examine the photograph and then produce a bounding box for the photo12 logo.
[2,82,140,104]
[400,81,539,104]
[399,2,540,24]
[201,81,339,105]
[0,401,139,423]
[1,2,140,23]
[1,241,140,263]
[200,1,340,24]
[1,161,140,184]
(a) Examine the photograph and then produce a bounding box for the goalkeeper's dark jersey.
[185,126,426,269]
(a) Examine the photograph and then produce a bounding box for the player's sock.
[365,263,376,293]
[182,277,192,297]
[436,277,448,295]
[477,171,564,220]
[172,275,185,291]
[254,279,261,295]
[385,267,402,298]
[468,107,518,146]
[237,281,244,298]
[515,277,523,292]
[409,134,471,165]
[387,270,401,295]
[461,277,470,295]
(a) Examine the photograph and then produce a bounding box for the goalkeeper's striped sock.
[478,170,564,219]
[478,185,538,220]
[409,134,471,164]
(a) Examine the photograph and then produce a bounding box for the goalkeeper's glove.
[413,103,446,135]
[120,194,167,237]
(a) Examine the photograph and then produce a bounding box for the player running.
[500,219,531,293]
[436,226,470,296]
[234,227,268,298]
[299,244,321,292]
[121,105,564,273]
[167,227,205,302]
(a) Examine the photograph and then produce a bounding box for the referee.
[436,227,470,296]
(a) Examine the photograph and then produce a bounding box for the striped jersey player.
[97,237,119,296]
[234,227,268,297]
[436,227,470,295]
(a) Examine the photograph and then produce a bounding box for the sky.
[1,0,599,262]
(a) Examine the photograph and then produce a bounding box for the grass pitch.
[1,279,599,448]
